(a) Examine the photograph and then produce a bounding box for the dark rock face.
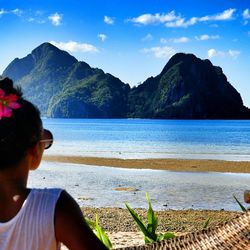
[128,53,250,119]
[3,44,250,119]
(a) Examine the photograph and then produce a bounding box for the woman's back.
[0,188,62,250]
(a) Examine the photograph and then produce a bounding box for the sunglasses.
[40,129,53,149]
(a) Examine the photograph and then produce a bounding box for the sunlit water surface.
[28,161,250,211]
[43,119,250,161]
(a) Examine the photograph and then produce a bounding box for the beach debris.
[78,196,94,201]
[233,195,247,212]
[114,187,139,192]
[203,217,212,229]
[244,190,250,203]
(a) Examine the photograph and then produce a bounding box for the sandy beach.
[61,208,241,249]
[43,155,250,173]
[44,155,249,248]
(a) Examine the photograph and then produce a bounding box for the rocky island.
[3,42,250,119]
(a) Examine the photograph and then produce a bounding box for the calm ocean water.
[29,119,250,211]
[43,119,250,161]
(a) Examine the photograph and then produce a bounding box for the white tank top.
[0,188,63,250]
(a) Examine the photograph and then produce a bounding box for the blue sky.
[1,0,250,107]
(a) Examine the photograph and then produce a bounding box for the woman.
[0,78,107,250]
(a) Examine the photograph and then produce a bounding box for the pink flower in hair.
[0,88,21,119]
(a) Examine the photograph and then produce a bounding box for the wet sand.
[43,155,250,173]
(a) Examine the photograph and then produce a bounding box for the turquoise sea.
[28,119,250,211]
[43,119,250,161]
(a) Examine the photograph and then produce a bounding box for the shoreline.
[43,155,250,173]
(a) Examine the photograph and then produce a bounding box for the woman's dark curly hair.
[0,78,42,169]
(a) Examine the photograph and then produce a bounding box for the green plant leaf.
[156,233,164,242]
[233,195,247,212]
[162,232,175,240]
[126,193,175,245]
[203,217,211,229]
[85,217,96,230]
[95,225,112,249]
[125,202,148,236]
[144,235,155,244]
[157,232,175,241]
[145,192,158,240]
[95,215,112,249]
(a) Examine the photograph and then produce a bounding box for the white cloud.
[27,10,46,24]
[48,12,62,26]
[200,9,235,21]
[211,8,235,21]
[243,9,250,19]
[228,49,240,58]
[0,8,22,17]
[98,34,107,42]
[195,34,220,41]
[129,11,179,25]
[161,37,190,43]
[165,17,198,28]
[243,9,250,25]
[129,8,236,28]
[167,9,235,28]
[142,33,153,41]
[0,8,46,24]
[172,37,190,43]
[0,8,7,16]
[208,48,240,59]
[50,41,99,53]
[104,16,114,25]
[11,8,23,16]
[28,17,35,22]
[208,49,218,58]
[143,46,176,59]
[165,18,186,27]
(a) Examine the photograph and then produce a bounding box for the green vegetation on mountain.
[48,73,129,118]
[3,43,129,118]
[128,53,250,119]
[3,43,250,119]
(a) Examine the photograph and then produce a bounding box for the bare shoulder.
[55,191,107,250]
[55,190,82,218]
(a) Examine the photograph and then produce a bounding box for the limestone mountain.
[2,43,250,119]
[128,53,250,119]
[3,42,129,118]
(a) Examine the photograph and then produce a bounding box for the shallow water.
[28,161,250,211]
